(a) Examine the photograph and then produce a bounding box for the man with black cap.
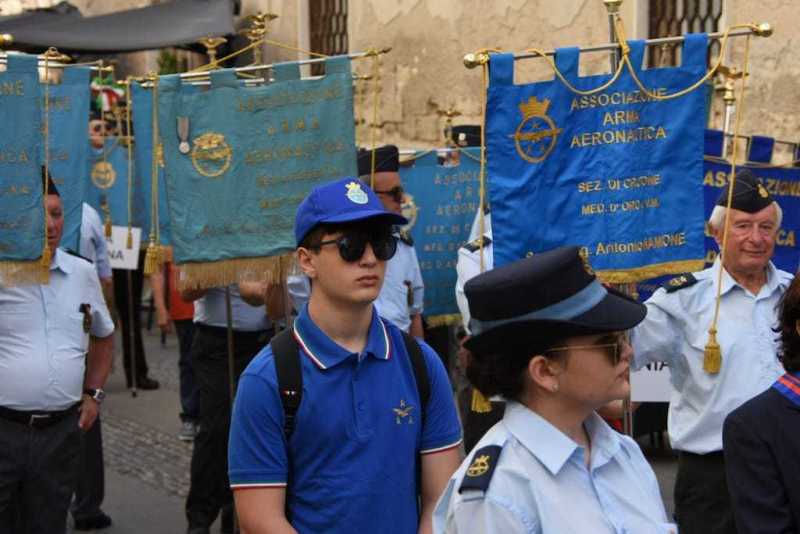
[229,177,461,534]
[0,169,115,533]
[288,145,425,338]
[632,169,793,534]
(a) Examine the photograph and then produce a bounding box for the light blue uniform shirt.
[631,259,793,453]
[79,202,112,280]
[434,401,674,534]
[287,235,424,333]
[0,248,115,411]
[194,285,270,332]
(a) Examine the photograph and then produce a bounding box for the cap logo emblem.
[757,183,769,198]
[346,181,369,204]
[466,454,491,477]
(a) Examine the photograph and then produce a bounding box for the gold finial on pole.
[603,0,623,14]
[463,51,490,69]
[0,34,13,48]
[436,106,462,146]
[753,22,773,38]
[198,36,228,66]
[239,12,279,64]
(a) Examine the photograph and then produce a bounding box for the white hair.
[708,201,782,231]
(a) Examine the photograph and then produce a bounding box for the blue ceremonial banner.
[401,148,481,322]
[0,54,44,281]
[486,35,709,282]
[131,82,173,245]
[159,57,357,286]
[85,138,140,230]
[48,67,91,253]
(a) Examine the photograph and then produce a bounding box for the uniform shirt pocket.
[51,312,90,360]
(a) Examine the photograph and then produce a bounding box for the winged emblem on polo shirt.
[393,399,415,425]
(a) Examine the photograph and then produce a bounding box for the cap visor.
[322,210,408,227]
[465,289,646,354]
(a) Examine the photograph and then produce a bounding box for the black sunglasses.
[314,231,398,262]
[373,185,405,203]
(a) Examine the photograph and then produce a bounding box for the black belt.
[0,403,79,429]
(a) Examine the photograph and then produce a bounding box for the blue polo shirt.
[228,304,462,534]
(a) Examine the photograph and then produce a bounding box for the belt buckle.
[28,414,51,427]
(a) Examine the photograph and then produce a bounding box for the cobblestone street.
[74,324,677,533]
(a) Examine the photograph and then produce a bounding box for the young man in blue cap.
[228,178,462,534]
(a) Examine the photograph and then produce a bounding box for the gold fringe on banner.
[470,388,493,413]
[0,259,49,287]
[177,254,294,291]
[425,314,462,328]
[596,259,706,285]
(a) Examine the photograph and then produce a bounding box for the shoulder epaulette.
[398,230,414,246]
[65,249,94,265]
[463,236,492,253]
[662,273,697,293]
[458,444,502,494]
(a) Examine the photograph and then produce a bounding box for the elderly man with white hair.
[631,169,793,534]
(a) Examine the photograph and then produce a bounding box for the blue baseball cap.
[294,178,408,246]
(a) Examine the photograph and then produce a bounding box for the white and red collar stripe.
[292,318,391,370]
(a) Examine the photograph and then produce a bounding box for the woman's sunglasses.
[545,332,629,366]
[313,231,398,263]
[373,185,405,204]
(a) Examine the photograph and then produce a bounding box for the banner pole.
[224,287,236,406]
[127,269,137,398]
[604,0,623,72]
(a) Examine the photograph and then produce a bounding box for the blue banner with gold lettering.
[48,67,91,253]
[85,138,141,230]
[401,148,481,322]
[159,57,357,287]
[131,82,174,245]
[0,54,44,282]
[487,35,708,281]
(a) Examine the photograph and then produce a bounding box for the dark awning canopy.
[0,0,235,54]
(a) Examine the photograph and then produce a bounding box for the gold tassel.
[703,328,722,374]
[143,241,158,275]
[104,216,112,238]
[470,388,492,413]
[126,227,133,250]
[39,245,51,268]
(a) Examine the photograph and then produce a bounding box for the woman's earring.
[552,383,559,393]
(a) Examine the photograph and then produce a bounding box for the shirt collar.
[503,401,624,475]
[714,258,780,297]
[293,304,391,370]
[51,248,72,274]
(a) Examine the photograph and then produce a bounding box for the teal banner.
[159,56,357,267]
[85,138,139,229]
[131,82,174,244]
[47,67,91,252]
[401,149,482,320]
[486,35,709,282]
[0,54,43,263]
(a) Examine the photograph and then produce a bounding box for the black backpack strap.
[271,328,302,440]
[401,331,430,418]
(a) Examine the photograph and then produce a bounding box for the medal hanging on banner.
[486,36,709,282]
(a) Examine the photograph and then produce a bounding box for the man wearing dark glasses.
[287,146,425,338]
[229,177,462,534]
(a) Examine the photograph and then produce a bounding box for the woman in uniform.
[433,246,675,534]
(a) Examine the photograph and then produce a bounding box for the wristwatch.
[84,388,106,404]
